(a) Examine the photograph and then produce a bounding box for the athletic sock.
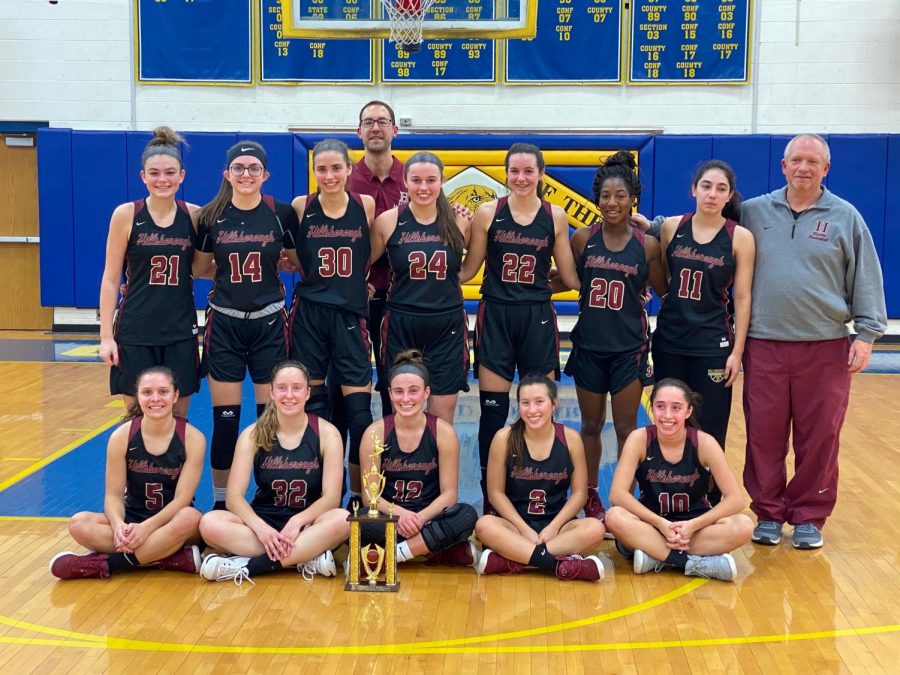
[665,550,689,570]
[396,541,414,563]
[256,403,266,418]
[246,554,283,576]
[344,391,373,468]
[478,391,509,500]
[107,552,141,574]
[528,543,557,571]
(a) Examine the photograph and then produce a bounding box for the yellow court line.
[0,516,69,522]
[0,622,896,655]
[0,415,121,493]
[0,579,707,652]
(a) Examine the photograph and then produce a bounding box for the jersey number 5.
[145,482,164,511]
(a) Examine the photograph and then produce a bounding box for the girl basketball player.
[459,143,580,508]
[199,361,349,584]
[50,367,206,579]
[563,152,666,519]
[651,160,755,505]
[474,374,606,580]
[195,141,300,510]
[357,350,478,569]
[99,127,200,418]
[369,152,471,423]
[604,378,753,581]
[288,139,376,503]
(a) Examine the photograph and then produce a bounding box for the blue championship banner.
[505,0,623,84]
[628,0,751,83]
[135,0,252,84]
[260,0,374,83]
[380,0,496,84]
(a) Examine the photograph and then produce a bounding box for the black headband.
[227,144,267,169]
[389,363,430,386]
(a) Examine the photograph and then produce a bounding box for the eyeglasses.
[229,164,265,177]
[360,118,394,129]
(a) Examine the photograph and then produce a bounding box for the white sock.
[213,487,227,502]
[396,541,414,563]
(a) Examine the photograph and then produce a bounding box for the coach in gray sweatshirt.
[740,134,886,551]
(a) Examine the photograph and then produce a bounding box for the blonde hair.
[254,360,311,452]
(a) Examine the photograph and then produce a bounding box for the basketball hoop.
[380,0,436,52]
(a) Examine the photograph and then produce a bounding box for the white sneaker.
[200,554,253,585]
[298,550,336,580]
[633,549,665,575]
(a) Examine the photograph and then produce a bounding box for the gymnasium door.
[0,135,52,330]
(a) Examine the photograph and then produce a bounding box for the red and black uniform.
[199,196,298,384]
[505,423,574,532]
[475,197,559,380]
[653,214,737,449]
[381,206,469,395]
[123,416,189,523]
[566,224,653,394]
[637,425,711,521]
[380,413,442,513]
[250,414,324,531]
[111,200,199,396]
[289,192,372,386]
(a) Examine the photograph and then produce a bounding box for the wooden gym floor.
[0,331,898,674]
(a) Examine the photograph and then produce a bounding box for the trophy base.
[344,581,400,592]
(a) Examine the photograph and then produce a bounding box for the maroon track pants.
[742,337,852,528]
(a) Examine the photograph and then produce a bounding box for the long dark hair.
[506,373,558,467]
[197,140,268,227]
[692,159,741,222]
[650,377,702,429]
[403,152,464,256]
[124,366,179,421]
[505,143,546,199]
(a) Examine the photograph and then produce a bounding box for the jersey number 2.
[527,489,547,515]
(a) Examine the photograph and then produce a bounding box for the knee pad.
[344,392,373,465]
[211,405,241,470]
[421,503,478,552]
[478,391,510,468]
[305,385,330,419]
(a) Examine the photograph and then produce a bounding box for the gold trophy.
[345,431,399,592]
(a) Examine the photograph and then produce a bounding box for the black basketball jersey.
[653,214,737,357]
[571,224,651,354]
[114,200,198,346]
[251,414,323,515]
[198,195,298,312]
[379,413,441,513]
[480,197,556,304]
[294,192,371,317]
[123,416,188,515]
[637,425,710,518]
[505,423,573,524]
[386,206,464,313]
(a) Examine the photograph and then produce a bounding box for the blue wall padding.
[652,135,714,217]
[827,135,887,259]
[38,131,899,319]
[71,132,128,307]
[37,128,76,306]
[711,136,771,203]
[882,136,900,318]
[180,132,237,205]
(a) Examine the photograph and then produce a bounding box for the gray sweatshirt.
[740,186,886,343]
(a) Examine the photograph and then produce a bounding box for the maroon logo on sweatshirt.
[809,220,830,242]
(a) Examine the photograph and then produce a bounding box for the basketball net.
[380,0,436,51]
